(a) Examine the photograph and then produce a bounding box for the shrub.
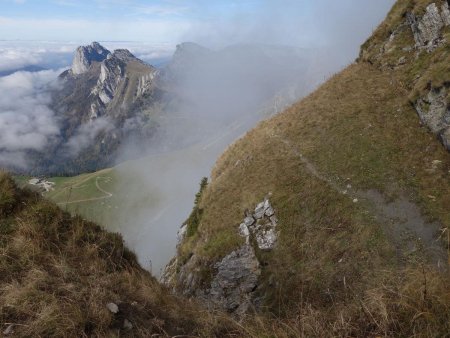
[0,172,18,217]
[186,177,208,237]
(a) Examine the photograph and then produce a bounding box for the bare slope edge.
[165,0,450,336]
[0,172,239,337]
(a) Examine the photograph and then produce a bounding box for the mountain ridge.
[3,0,450,336]
[28,42,165,175]
[0,171,241,337]
[16,40,323,175]
[70,41,111,75]
[162,0,450,335]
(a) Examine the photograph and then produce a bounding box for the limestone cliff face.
[360,1,450,151]
[406,2,450,51]
[163,0,450,320]
[71,42,111,75]
[415,86,450,149]
[407,2,450,150]
[162,196,279,316]
[39,42,162,174]
[87,48,157,121]
[61,43,158,123]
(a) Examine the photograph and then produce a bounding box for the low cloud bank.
[109,0,397,275]
[0,70,61,169]
[0,0,396,273]
[0,41,174,76]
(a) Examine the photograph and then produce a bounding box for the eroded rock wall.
[162,196,279,316]
[402,3,450,150]
[407,2,450,51]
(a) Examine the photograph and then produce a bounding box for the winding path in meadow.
[57,176,113,205]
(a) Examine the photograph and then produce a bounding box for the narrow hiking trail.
[269,131,448,269]
[50,172,100,200]
[57,176,113,205]
[95,176,113,198]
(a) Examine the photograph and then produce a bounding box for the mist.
[0,41,174,75]
[0,42,174,170]
[108,1,396,275]
[0,0,395,275]
[0,70,61,169]
[181,0,395,61]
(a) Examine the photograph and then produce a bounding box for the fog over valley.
[5,0,450,335]
[0,0,395,274]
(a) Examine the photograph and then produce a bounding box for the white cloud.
[0,41,172,75]
[181,0,395,50]
[65,117,114,156]
[0,41,79,73]
[130,4,188,16]
[0,48,42,72]
[51,0,78,6]
[0,69,61,168]
[0,16,192,43]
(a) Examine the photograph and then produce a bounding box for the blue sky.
[0,0,276,42]
[0,0,395,47]
[0,0,260,22]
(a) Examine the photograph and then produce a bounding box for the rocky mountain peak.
[71,41,111,75]
[112,49,137,61]
[172,42,211,64]
[160,42,212,84]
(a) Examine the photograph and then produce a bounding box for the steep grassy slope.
[17,103,275,275]
[0,172,240,337]
[169,0,450,335]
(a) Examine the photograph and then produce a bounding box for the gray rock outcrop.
[415,86,450,150]
[162,196,279,316]
[443,1,450,25]
[165,244,261,316]
[71,42,110,75]
[208,244,260,315]
[40,41,162,174]
[106,302,119,314]
[136,72,157,97]
[239,198,279,251]
[87,47,157,120]
[404,3,450,151]
[177,224,188,244]
[407,2,450,51]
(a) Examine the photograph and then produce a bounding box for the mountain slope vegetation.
[0,172,240,337]
[166,0,450,335]
[3,0,450,336]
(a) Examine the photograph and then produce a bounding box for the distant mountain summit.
[21,41,319,175]
[58,42,158,123]
[163,0,450,335]
[27,42,165,174]
[163,42,212,79]
[71,41,111,75]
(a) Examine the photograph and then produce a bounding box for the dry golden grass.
[360,0,450,99]
[3,0,450,336]
[0,172,241,337]
[172,0,450,335]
